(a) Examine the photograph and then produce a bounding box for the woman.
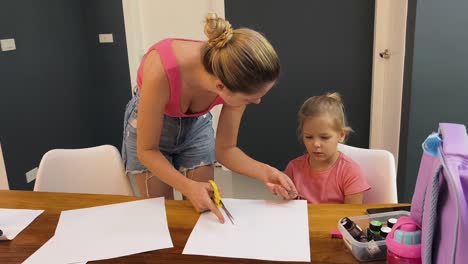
[122,13,297,223]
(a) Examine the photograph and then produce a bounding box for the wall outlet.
[26,167,38,183]
[98,33,114,43]
[0,38,16,51]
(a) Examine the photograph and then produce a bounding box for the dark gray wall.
[225,0,375,170]
[398,0,468,202]
[0,0,131,190]
[82,0,132,147]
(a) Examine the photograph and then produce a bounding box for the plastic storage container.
[337,210,410,262]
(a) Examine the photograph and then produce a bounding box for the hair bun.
[326,92,342,103]
[204,13,233,49]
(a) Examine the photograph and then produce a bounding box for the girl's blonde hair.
[298,92,353,138]
[202,13,280,94]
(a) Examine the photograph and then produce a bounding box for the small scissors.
[288,191,306,200]
[209,180,235,224]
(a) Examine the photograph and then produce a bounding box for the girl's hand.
[262,165,298,199]
[185,181,225,224]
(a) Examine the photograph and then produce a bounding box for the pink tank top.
[136,38,224,117]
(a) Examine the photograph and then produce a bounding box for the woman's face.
[216,81,275,107]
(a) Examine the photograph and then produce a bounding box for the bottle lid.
[369,220,382,232]
[340,217,353,230]
[380,226,391,238]
[387,218,397,228]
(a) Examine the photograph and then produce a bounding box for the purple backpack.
[410,123,468,264]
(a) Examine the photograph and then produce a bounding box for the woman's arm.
[137,51,224,222]
[215,104,297,198]
[137,51,186,192]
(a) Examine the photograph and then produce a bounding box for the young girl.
[284,93,370,204]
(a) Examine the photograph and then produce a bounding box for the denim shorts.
[121,91,216,176]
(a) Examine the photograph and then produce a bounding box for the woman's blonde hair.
[202,13,280,94]
[297,92,353,138]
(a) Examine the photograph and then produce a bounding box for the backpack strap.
[423,165,442,264]
[439,123,468,157]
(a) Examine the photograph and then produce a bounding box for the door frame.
[370,0,408,169]
[0,143,10,190]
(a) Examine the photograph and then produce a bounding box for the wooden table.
[0,190,405,263]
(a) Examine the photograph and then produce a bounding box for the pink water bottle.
[386,216,422,264]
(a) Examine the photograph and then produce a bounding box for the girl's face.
[302,114,345,164]
[215,80,275,107]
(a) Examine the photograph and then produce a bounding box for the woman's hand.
[184,181,225,224]
[262,165,298,199]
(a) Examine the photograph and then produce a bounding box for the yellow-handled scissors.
[209,180,235,225]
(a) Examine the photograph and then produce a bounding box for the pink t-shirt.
[284,152,370,204]
[136,38,224,117]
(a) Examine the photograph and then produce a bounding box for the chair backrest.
[34,145,133,196]
[338,144,398,203]
[0,143,10,190]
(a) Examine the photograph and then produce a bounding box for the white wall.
[122,0,225,134]
[122,0,224,87]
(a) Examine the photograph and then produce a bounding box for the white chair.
[338,144,398,204]
[34,145,133,196]
[0,143,10,190]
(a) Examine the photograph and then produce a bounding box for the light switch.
[25,167,38,183]
[1,38,16,51]
[99,33,114,43]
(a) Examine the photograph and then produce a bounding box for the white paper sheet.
[0,208,44,240]
[23,198,173,264]
[183,199,310,262]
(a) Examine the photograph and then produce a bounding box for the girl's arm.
[137,51,224,222]
[344,192,364,204]
[215,104,297,199]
